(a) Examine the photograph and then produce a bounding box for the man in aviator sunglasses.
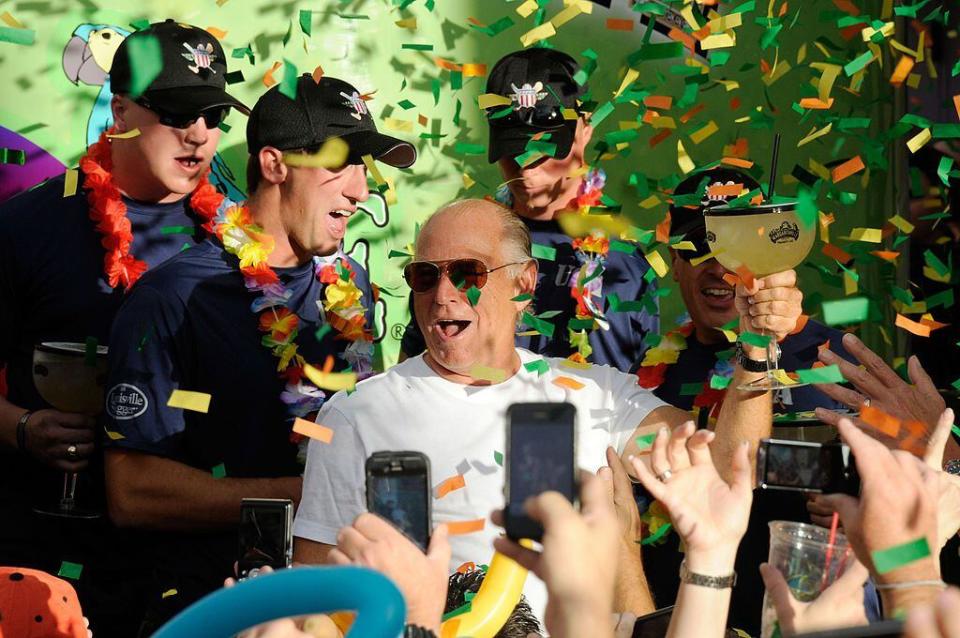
[0,19,247,637]
[400,48,658,374]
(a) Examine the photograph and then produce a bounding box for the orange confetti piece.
[435,474,466,498]
[953,95,960,120]
[860,404,901,438]
[205,26,227,40]
[644,95,673,110]
[821,243,853,263]
[919,316,948,331]
[642,110,660,124]
[799,97,835,109]
[467,17,485,26]
[895,313,931,337]
[462,63,487,77]
[707,183,744,198]
[312,65,324,83]
[870,250,900,262]
[789,314,809,335]
[292,418,334,444]
[552,376,585,391]
[262,61,282,88]
[418,114,428,127]
[445,519,485,535]
[656,212,671,243]
[729,97,742,111]
[679,103,706,124]
[830,156,865,183]
[735,265,755,290]
[890,55,915,87]
[721,157,754,168]
[832,0,860,17]
[455,561,476,574]
[434,57,461,71]
[606,18,634,31]
[649,130,672,148]
[668,27,698,50]
[722,272,740,287]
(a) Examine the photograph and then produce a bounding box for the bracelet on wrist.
[679,559,737,589]
[403,624,437,638]
[875,580,946,591]
[15,410,33,453]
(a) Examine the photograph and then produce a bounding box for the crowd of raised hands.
[233,338,960,638]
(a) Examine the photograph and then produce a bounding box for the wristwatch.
[944,459,960,476]
[735,338,776,373]
[679,560,737,589]
[403,624,438,638]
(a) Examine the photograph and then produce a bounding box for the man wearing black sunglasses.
[400,48,658,374]
[0,19,247,637]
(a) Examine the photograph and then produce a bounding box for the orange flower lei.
[78,128,223,289]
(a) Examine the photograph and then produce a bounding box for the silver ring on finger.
[66,444,79,460]
[656,469,673,483]
[862,397,871,408]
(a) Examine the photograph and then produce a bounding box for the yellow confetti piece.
[477,93,512,109]
[303,364,357,392]
[205,26,228,40]
[701,33,736,50]
[614,68,640,99]
[516,0,539,17]
[720,329,739,343]
[797,123,832,147]
[690,249,724,266]
[708,12,742,32]
[383,117,414,132]
[462,63,487,77]
[906,128,931,153]
[771,369,798,386]
[644,249,669,278]
[1,11,24,28]
[162,589,178,599]
[905,73,922,90]
[63,169,78,198]
[843,270,858,295]
[293,418,334,443]
[560,359,591,370]
[677,139,695,174]
[849,228,883,243]
[552,376,585,390]
[861,21,894,41]
[639,195,661,209]
[283,138,349,169]
[923,266,950,283]
[167,389,212,413]
[106,128,141,139]
[689,120,718,144]
[360,154,387,188]
[462,173,475,189]
[888,214,914,234]
[395,17,417,29]
[813,64,841,102]
[105,429,125,441]
[550,3,586,29]
[762,60,791,86]
[470,365,507,383]
[520,22,556,48]
[671,240,696,251]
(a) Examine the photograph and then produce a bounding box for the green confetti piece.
[710,51,732,67]
[635,433,656,450]
[531,243,557,261]
[218,121,232,133]
[568,318,595,331]
[402,43,434,51]
[315,324,332,341]
[607,293,645,313]
[923,250,950,277]
[388,249,412,259]
[524,358,550,377]
[472,15,514,36]
[511,293,533,302]
[494,450,504,466]
[84,336,98,367]
[431,78,441,106]
[0,26,36,45]
[589,101,615,127]
[795,364,844,385]
[397,99,416,110]
[129,19,150,31]
[211,463,227,479]
[450,70,462,90]
[628,41,685,64]
[639,522,673,546]
[843,51,874,76]
[521,312,555,338]
[609,240,637,254]
[232,45,255,65]
[442,601,472,621]
[454,142,485,155]
[822,297,870,326]
[57,561,83,580]
[279,59,298,100]
[282,20,292,47]
[466,285,481,307]
[299,9,312,36]
[739,332,771,348]
[0,148,26,165]
[951,423,960,439]
[680,382,704,396]
[161,225,194,235]
[125,34,163,99]
[710,375,732,390]
[871,537,931,574]
[224,70,244,85]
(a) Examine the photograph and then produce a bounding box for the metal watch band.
[735,339,770,373]
[679,560,737,589]
[944,458,960,476]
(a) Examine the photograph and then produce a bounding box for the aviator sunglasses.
[403,258,528,293]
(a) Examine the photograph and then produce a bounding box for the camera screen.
[509,421,575,504]
[238,505,288,572]
[764,443,836,490]
[369,472,429,549]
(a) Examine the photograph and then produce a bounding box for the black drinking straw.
[767,133,781,200]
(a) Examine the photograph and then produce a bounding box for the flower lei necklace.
[213,201,373,417]
[496,167,610,362]
[78,128,224,289]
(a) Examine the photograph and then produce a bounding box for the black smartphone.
[757,439,860,495]
[794,620,904,638]
[365,451,432,551]
[504,402,577,542]
[237,498,293,579]
[630,605,674,638]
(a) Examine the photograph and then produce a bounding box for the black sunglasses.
[403,258,527,294]
[136,98,229,130]
[486,102,570,129]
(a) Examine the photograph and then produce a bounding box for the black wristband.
[16,410,33,453]
[403,625,438,638]
[735,339,772,373]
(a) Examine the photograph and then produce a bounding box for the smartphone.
[630,605,674,638]
[794,620,903,638]
[757,439,860,495]
[504,402,577,542]
[237,498,293,579]
[365,451,432,551]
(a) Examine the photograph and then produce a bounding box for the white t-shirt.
[294,348,668,625]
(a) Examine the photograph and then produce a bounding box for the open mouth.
[326,209,354,238]
[175,155,202,170]
[700,286,735,309]
[433,319,472,339]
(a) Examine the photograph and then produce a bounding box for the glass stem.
[61,472,78,509]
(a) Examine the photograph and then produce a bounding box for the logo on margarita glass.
[769,221,800,244]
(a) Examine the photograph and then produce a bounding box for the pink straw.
[820,512,840,592]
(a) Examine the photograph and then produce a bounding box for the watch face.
[945,459,960,476]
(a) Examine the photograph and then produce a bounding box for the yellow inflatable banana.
[440,546,531,638]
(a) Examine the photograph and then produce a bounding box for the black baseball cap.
[246,74,416,169]
[110,19,249,116]
[669,166,761,259]
[485,49,586,164]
